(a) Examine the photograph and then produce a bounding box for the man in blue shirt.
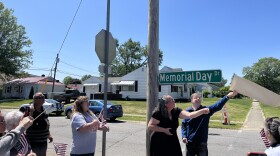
[181,90,238,156]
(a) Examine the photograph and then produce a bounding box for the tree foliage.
[0,3,33,77]
[70,78,82,84]
[209,77,227,88]
[109,38,163,77]
[242,57,280,94]
[81,74,92,82]
[212,86,230,98]
[63,76,73,85]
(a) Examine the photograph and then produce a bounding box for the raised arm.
[227,90,238,98]
[179,108,209,119]
[0,116,33,155]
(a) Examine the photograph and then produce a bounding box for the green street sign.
[158,69,222,84]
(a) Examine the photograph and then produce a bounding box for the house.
[110,66,199,100]
[2,76,65,99]
[82,66,221,100]
[82,76,120,99]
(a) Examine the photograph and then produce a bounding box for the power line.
[60,60,95,74]
[57,0,83,55]
[57,70,83,77]
[28,68,52,71]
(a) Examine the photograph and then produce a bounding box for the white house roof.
[111,80,135,85]
[83,83,99,86]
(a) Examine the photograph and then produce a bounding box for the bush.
[212,86,230,98]
[203,90,211,98]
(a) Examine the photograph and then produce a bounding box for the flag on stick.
[53,142,68,156]
[230,74,280,107]
[260,128,270,148]
[98,109,106,125]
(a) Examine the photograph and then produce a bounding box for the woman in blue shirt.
[70,96,109,156]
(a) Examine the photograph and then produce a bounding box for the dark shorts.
[70,153,95,156]
[186,142,208,156]
[30,141,48,156]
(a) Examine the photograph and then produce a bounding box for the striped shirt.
[26,107,50,143]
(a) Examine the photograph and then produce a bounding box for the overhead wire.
[50,0,83,81]
[60,60,95,75]
[27,0,88,80]
[57,0,83,55]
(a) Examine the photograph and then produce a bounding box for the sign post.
[94,1,116,156]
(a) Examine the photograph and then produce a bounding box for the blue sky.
[1,0,280,85]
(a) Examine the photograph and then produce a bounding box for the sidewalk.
[242,101,265,130]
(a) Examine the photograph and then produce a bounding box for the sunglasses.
[34,96,45,99]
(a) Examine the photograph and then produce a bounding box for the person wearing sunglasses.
[25,92,53,156]
[264,117,280,156]
[148,95,210,156]
[0,110,33,156]
[181,90,238,156]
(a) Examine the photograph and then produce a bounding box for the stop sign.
[95,29,116,64]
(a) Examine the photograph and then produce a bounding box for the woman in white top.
[264,117,280,156]
[70,96,109,156]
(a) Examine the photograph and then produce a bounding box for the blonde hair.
[73,96,94,116]
[191,93,201,99]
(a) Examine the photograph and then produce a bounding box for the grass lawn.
[0,99,33,108]
[113,98,252,129]
[259,103,280,118]
[0,98,254,129]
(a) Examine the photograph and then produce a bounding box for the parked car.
[19,99,64,116]
[64,99,123,121]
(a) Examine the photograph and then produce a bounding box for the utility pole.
[52,53,59,93]
[146,0,159,156]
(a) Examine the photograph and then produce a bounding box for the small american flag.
[53,142,68,156]
[260,128,270,148]
[98,110,106,125]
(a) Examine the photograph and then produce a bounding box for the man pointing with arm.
[181,90,238,156]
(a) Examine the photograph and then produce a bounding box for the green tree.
[209,77,227,88]
[0,3,33,77]
[70,78,82,84]
[81,74,92,81]
[63,76,73,85]
[212,86,230,98]
[110,38,163,77]
[242,57,280,94]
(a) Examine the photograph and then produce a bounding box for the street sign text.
[159,70,222,84]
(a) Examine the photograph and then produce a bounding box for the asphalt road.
[1,109,266,156]
[47,116,265,156]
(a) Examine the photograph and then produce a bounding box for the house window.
[171,85,178,92]
[122,85,135,91]
[184,84,188,92]
[5,86,11,93]
[19,86,23,93]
